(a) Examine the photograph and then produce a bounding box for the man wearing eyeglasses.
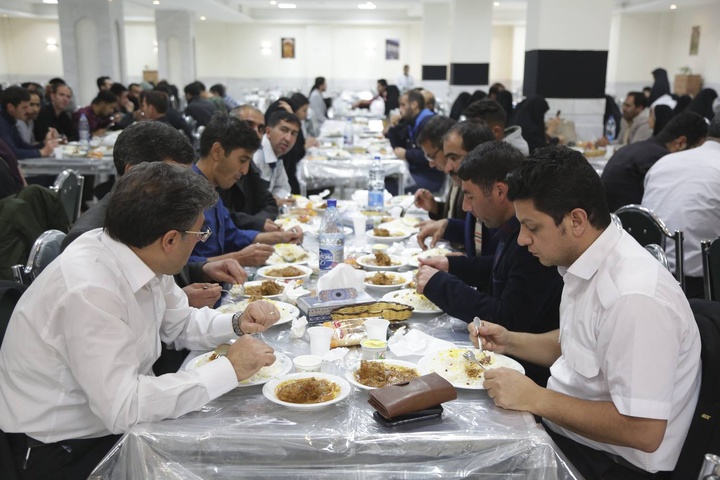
[0,162,281,479]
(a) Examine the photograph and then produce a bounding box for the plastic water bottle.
[343,119,354,147]
[368,155,385,211]
[78,113,90,149]
[318,199,345,273]
[605,116,616,143]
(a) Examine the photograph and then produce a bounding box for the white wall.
[124,21,157,83]
[490,25,514,88]
[0,18,62,84]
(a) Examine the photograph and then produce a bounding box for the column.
[420,2,450,97]
[57,0,126,106]
[523,0,613,140]
[155,10,196,91]
[448,0,494,98]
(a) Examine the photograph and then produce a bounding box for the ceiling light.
[358,2,376,9]
[270,0,277,4]
[277,3,296,8]
[200,15,206,20]
[42,0,58,4]
[153,0,160,4]
[46,38,58,51]
[494,2,500,6]
[670,4,677,9]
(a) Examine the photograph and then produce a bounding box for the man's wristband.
[231,311,245,337]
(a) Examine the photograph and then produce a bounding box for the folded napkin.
[368,372,457,419]
[387,327,456,357]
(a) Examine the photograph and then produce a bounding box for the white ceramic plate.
[257,264,313,281]
[217,299,299,326]
[266,244,314,265]
[363,271,413,291]
[345,359,420,390]
[185,352,292,387]
[366,229,411,244]
[231,280,285,299]
[356,254,406,272]
[377,217,422,234]
[418,348,525,390]
[262,372,351,411]
[381,289,441,314]
[406,247,453,268]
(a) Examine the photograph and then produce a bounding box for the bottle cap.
[327,199,337,208]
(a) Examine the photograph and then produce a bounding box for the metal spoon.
[473,317,483,356]
[462,350,486,371]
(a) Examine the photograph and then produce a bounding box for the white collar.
[561,225,621,281]
[261,134,278,164]
[99,229,158,293]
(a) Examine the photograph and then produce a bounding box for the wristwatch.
[231,311,245,337]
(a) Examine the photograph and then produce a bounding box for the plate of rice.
[381,289,441,314]
[418,348,525,390]
[217,299,299,326]
[185,352,292,387]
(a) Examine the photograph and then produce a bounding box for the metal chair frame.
[615,204,685,292]
[11,229,67,285]
[51,169,84,224]
[645,243,670,272]
[702,237,720,301]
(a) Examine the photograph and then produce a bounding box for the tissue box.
[297,293,376,324]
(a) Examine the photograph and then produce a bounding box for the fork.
[462,350,486,371]
[473,317,483,355]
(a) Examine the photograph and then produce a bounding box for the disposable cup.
[361,339,388,360]
[364,318,390,341]
[307,326,333,356]
[54,146,64,159]
[293,355,322,372]
[352,214,367,246]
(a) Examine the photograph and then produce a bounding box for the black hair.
[0,86,30,109]
[105,162,218,249]
[91,91,118,105]
[267,110,301,129]
[96,76,111,89]
[143,90,169,114]
[209,84,226,97]
[463,99,507,128]
[458,141,524,193]
[406,90,425,111]
[377,79,388,88]
[417,115,457,149]
[290,93,309,108]
[443,120,496,152]
[506,145,611,229]
[113,121,194,175]
[109,83,127,96]
[311,77,326,94]
[128,83,140,90]
[708,115,720,139]
[626,91,648,109]
[48,78,66,86]
[184,81,203,99]
[656,111,708,147]
[489,83,506,97]
[51,82,71,94]
[199,114,261,158]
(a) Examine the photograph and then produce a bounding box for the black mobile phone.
[372,405,443,427]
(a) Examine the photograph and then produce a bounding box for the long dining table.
[90,213,582,480]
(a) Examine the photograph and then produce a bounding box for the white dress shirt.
[396,74,415,92]
[253,134,292,199]
[642,140,720,277]
[0,229,239,443]
[545,225,701,473]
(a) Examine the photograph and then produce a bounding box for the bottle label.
[368,191,384,209]
[319,248,336,270]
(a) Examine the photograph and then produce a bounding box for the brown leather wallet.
[367,372,457,419]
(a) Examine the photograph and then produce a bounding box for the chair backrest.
[615,204,685,292]
[13,229,66,285]
[645,244,670,271]
[51,169,84,223]
[702,237,720,301]
[673,299,720,479]
[610,212,623,230]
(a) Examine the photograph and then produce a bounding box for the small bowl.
[356,254,406,272]
[293,355,322,372]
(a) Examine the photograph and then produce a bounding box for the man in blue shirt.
[190,115,302,265]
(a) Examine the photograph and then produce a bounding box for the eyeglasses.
[424,147,442,163]
[185,225,212,242]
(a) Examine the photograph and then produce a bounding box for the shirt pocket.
[562,336,600,379]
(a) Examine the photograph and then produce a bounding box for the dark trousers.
[544,423,672,480]
[6,432,120,480]
[684,275,705,300]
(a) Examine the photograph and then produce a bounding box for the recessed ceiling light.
[153,0,160,4]
[670,4,677,9]
[494,2,500,6]
[277,3,296,8]
[42,0,58,4]
[270,0,277,4]
[358,1,376,9]
[200,15,206,20]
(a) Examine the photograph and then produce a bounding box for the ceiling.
[0,0,717,25]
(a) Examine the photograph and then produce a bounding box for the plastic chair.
[11,229,66,285]
[610,212,623,230]
[644,244,670,271]
[51,169,84,224]
[702,236,720,301]
[615,204,685,292]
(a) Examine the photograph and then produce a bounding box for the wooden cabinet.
[674,74,703,96]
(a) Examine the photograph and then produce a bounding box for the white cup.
[364,318,390,341]
[293,354,322,373]
[352,214,367,247]
[307,326,333,356]
[53,146,64,159]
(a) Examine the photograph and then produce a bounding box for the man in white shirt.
[396,64,414,92]
[471,146,701,479]
[0,162,280,479]
[642,115,719,299]
[253,110,300,206]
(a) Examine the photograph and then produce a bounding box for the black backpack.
[673,299,720,478]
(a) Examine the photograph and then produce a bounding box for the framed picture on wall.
[689,26,700,56]
[282,38,295,59]
[385,39,399,60]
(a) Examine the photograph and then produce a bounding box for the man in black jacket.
[386,90,444,193]
[417,141,562,385]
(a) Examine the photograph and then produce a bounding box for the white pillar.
[155,10,196,90]
[57,0,126,106]
[524,0,614,140]
[448,0,493,98]
[421,2,451,98]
